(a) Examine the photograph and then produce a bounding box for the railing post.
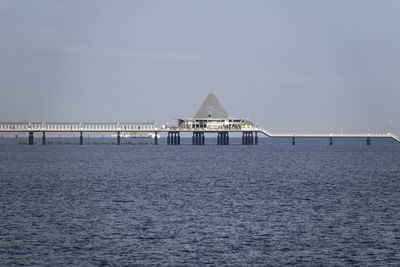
[42,132,46,145]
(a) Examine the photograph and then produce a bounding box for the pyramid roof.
[194,92,229,118]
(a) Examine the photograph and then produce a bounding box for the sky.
[0,0,399,134]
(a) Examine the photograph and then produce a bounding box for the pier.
[1,123,399,145]
[0,93,399,145]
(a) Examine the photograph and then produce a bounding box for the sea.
[1,137,399,266]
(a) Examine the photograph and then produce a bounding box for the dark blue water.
[1,137,400,266]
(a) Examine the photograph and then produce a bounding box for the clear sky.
[0,0,399,134]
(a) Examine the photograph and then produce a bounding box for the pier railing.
[0,122,156,132]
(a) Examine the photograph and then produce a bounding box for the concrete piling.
[193,132,205,145]
[217,132,229,145]
[242,132,255,145]
[168,132,180,145]
[28,131,34,145]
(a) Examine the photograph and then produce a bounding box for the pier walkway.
[0,123,399,145]
[256,127,400,145]
[0,122,156,132]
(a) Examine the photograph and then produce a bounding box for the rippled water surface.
[1,137,400,266]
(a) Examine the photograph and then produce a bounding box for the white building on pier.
[176,92,252,130]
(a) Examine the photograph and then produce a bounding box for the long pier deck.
[0,123,399,145]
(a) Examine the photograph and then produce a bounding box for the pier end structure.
[175,92,256,145]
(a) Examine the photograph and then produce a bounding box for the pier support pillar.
[168,132,180,145]
[154,132,158,145]
[193,132,204,145]
[292,137,295,146]
[80,131,83,145]
[218,132,229,145]
[174,132,177,145]
[117,131,120,145]
[42,132,46,145]
[242,132,254,145]
[28,131,34,145]
[366,137,371,145]
[255,132,258,145]
[329,137,333,145]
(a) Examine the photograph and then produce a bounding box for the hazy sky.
[0,0,399,134]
